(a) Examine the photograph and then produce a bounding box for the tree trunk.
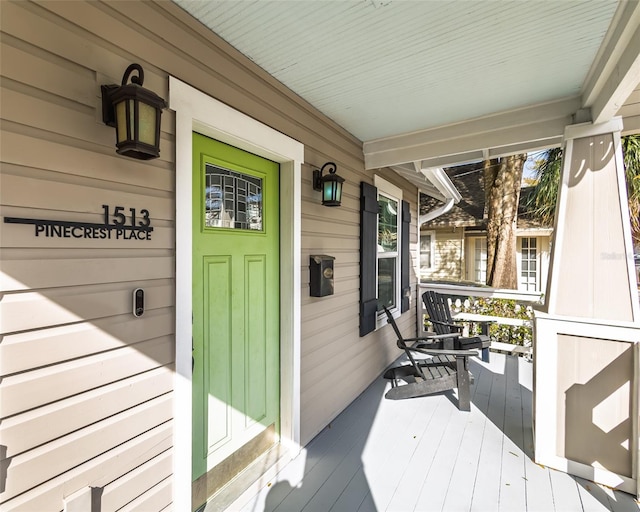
[483,154,526,288]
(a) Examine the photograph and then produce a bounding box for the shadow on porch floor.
[226,353,640,512]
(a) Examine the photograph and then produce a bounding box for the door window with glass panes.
[472,237,487,284]
[520,237,538,291]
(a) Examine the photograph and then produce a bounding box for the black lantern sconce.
[312,162,344,207]
[101,63,166,160]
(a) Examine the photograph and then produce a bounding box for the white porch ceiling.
[174,0,640,180]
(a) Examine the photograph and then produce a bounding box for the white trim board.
[169,76,303,506]
[533,312,639,495]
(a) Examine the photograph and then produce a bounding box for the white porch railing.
[417,282,544,357]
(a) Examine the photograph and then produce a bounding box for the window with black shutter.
[360,177,410,336]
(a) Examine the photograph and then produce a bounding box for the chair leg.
[456,357,471,411]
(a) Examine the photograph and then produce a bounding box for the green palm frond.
[525,147,562,226]
[622,135,640,242]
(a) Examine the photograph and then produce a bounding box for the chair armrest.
[409,346,478,357]
[404,333,461,343]
[421,333,461,340]
[428,319,463,332]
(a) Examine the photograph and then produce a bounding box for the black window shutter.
[401,200,411,313]
[360,182,378,336]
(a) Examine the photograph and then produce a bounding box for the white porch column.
[534,118,640,495]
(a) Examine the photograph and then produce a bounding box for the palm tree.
[623,135,640,242]
[526,135,640,244]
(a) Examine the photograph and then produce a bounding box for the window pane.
[474,238,487,283]
[377,257,396,309]
[205,164,262,230]
[420,233,432,269]
[378,195,398,252]
[519,237,538,291]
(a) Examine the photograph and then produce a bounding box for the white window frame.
[420,230,436,272]
[518,236,539,291]
[466,235,487,285]
[375,176,402,322]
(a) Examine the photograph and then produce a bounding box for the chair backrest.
[382,306,407,349]
[382,306,424,378]
[422,290,454,335]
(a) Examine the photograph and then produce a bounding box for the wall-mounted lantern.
[101,63,166,160]
[313,162,344,207]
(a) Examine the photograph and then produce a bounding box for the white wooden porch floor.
[228,354,640,512]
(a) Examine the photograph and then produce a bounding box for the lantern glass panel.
[323,181,336,203]
[138,102,157,145]
[115,100,129,144]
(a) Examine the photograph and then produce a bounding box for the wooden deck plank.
[383,399,456,511]
[298,435,369,512]
[360,385,442,510]
[237,379,388,512]
[470,359,508,512]
[498,356,527,511]
[549,468,584,512]
[328,467,369,512]
[441,360,493,511]
[271,420,375,509]
[412,392,479,511]
[607,487,640,512]
[520,363,556,512]
[230,354,640,512]
[435,410,486,511]
[356,489,377,512]
[577,477,623,512]
[301,392,421,512]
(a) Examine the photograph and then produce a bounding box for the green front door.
[192,133,280,481]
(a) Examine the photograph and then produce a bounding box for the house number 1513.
[102,205,151,228]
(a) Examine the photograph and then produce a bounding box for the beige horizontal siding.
[0,310,173,375]
[423,229,464,281]
[1,129,174,191]
[1,336,173,418]
[1,173,173,215]
[299,170,419,444]
[1,421,173,510]
[2,394,172,502]
[1,1,176,506]
[117,476,172,512]
[1,0,421,507]
[101,449,172,510]
[0,366,173,458]
[1,257,173,291]
[0,284,174,333]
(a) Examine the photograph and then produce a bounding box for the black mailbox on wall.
[310,255,335,297]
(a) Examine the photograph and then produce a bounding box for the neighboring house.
[419,163,553,292]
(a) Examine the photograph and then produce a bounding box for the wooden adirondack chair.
[381,306,477,411]
[421,290,492,362]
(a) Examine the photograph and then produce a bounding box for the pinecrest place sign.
[4,205,154,241]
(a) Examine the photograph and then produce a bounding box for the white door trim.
[169,76,303,506]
